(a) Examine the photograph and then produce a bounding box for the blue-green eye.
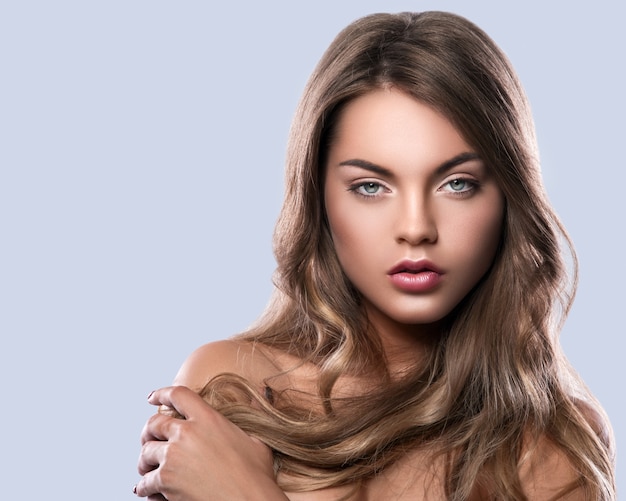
[448,179,467,191]
[441,178,477,195]
[351,181,384,197]
[362,182,380,194]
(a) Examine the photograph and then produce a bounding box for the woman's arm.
[135,341,289,501]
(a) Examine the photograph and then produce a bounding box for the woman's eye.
[362,182,381,194]
[442,178,476,194]
[351,182,383,197]
[449,179,467,191]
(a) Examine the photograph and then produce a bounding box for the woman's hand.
[135,385,288,501]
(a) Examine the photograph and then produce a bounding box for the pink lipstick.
[387,259,443,293]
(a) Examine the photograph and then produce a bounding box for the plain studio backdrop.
[1,1,623,499]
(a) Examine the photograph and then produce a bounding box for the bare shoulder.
[519,435,584,500]
[517,395,615,500]
[172,339,279,391]
[576,398,615,454]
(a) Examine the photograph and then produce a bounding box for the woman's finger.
[140,412,180,445]
[148,385,219,423]
[134,467,165,498]
[137,439,168,476]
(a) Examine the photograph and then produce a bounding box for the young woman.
[135,11,616,500]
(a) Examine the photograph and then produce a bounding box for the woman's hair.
[198,11,615,499]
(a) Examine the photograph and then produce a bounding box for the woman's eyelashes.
[439,177,479,196]
[347,176,480,199]
[348,181,387,198]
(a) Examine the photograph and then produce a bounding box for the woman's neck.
[364,303,443,377]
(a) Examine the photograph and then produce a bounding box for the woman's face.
[324,88,504,333]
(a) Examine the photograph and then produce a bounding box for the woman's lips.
[387,259,443,293]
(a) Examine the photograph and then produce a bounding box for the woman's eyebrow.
[435,152,482,176]
[338,159,392,176]
[338,152,481,177]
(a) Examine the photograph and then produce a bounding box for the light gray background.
[1,1,623,499]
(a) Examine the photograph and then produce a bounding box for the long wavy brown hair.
[196,11,615,500]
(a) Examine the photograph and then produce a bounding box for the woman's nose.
[394,195,438,245]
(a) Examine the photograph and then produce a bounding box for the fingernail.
[132,484,137,495]
[147,390,155,400]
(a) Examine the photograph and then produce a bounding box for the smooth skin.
[323,87,504,370]
[135,341,288,501]
[136,89,585,500]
